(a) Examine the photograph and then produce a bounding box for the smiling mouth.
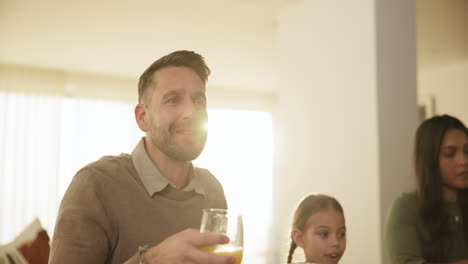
[324,252,341,261]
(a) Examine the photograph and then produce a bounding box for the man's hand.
[143,228,236,264]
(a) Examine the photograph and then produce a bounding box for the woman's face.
[438,128,468,200]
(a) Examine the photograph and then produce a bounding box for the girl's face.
[293,208,346,264]
[439,128,468,201]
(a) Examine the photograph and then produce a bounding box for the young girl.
[287,194,347,264]
[384,114,468,264]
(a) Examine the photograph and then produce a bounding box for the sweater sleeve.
[384,193,427,264]
[49,168,113,264]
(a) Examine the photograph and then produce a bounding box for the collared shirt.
[131,137,206,196]
[49,137,227,264]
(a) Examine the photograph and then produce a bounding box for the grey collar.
[131,137,206,197]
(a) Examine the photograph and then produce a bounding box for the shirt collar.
[131,137,206,197]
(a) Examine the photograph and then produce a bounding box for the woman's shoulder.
[392,191,419,212]
[396,191,418,202]
[386,191,421,226]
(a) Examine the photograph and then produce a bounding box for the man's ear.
[135,104,149,132]
[292,229,305,248]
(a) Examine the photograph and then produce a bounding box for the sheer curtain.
[0,92,62,243]
[0,93,142,243]
[0,65,65,243]
[57,98,142,198]
[0,65,273,264]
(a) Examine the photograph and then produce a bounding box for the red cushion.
[17,230,50,264]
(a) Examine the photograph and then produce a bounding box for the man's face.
[144,66,208,161]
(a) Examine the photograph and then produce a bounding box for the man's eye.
[338,231,346,238]
[166,97,179,104]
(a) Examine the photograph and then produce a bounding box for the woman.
[384,114,468,264]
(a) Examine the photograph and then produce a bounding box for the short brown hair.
[137,50,211,103]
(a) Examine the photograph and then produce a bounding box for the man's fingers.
[190,247,235,264]
[192,231,230,248]
[181,229,229,248]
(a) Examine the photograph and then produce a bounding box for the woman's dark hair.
[414,114,468,261]
[287,194,344,263]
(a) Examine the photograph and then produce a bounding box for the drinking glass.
[200,208,243,264]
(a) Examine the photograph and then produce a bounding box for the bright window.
[0,95,273,264]
[195,109,273,263]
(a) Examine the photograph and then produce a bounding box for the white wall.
[273,1,380,263]
[271,1,417,264]
[416,0,468,124]
[375,1,420,263]
[418,61,468,124]
[416,0,468,68]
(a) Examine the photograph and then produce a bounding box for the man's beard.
[150,121,207,161]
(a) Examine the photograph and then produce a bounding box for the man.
[49,50,235,264]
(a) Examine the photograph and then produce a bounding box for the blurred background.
[0,0,467,263]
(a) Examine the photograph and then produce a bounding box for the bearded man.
[49,51,234,264]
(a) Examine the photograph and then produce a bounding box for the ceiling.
[0,0,299,92]
[1,0,467,92]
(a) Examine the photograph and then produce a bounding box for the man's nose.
[182,100,196,119]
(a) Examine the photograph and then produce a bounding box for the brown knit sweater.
[49,140,227,264]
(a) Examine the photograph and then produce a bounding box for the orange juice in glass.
[200,209,243,264]
[202,245,243,264]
